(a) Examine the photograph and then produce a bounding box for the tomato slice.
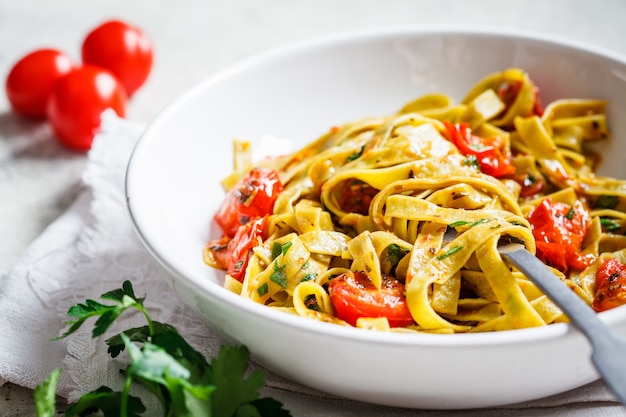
[338,180,378,215]
[527,198,593,273]
[214,168,283,238]
[206,216,267,282]
[443,121,515,178]
[328,271,414,327]
[593,257,626,312]
[227,216,267,282]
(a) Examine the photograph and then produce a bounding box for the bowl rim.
[125,24,626,349]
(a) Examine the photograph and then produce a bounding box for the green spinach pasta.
[204,68,626,333]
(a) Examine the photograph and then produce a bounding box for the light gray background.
[2,1,626,416]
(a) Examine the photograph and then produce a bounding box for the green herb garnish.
[436,245,463,260]
[257,282,269,297]
[600,217,621,232]
[387,244,410,267]
[463,154,480,170]
[271,241,292,260]
[301,273,317,282]
[270,262,288,288]
[346,145,365,162]
[596,195,619,209]
[35,280,291,417]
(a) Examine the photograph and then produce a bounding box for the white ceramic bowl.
[126,26,626,409]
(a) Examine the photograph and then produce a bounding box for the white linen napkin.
[0,111,621,415]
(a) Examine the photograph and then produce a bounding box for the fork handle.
[499,243,626,405]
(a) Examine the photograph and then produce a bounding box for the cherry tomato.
[47,65,127,151]
[328,271,414,327]
[339,180,378,215]
[593,257,626,312]
[206,216,267,282]
[82,20,153,97]
[227,216,267,282]
[215,168,283,238]
[5,49,76,118]
[527,198,594,273]
[443,121,515,178]
[513,172,545,198]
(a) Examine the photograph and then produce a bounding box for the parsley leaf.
[34,280,292,417]
[65,386,145,417]
[600,217,621,232]
[270,262,288,288]
[60,280,150,339]
[387,244,409,267]
[437,245,463,260]
[596,195,619,209]
[34,368,60,417]
[463,154,480,170]
[271,241,293,259]
[210,345,266,417]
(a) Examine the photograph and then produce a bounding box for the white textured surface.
[2,0,626,416]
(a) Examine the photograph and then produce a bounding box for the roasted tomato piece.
[206,216,267,282]
[593,257,626,312]
[328,271,414,327]
[214,168,283,238]
[443,121,515,178]
[527,198,593,273]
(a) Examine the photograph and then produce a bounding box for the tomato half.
[214,168,283,238]
[593,257,626,312]
[46,65,127,151]
[5,49,76,118]
[206,216,267,282]
[328,271,414,327]
[82,20,153,97]
[443,121,515,178]
[527,198,594,273]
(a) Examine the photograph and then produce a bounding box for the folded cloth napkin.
[0,112,622,416]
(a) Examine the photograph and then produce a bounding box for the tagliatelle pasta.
[204,68,626,333]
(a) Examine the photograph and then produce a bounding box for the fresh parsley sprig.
[35,280,292,417]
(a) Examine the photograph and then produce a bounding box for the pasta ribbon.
[207,68,626,334]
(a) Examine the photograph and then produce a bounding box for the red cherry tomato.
[443,121,516,178]
[215,168,284,238]
[5,49,76,118]
[527,198,594,273]
[593,257,626,312]
[328,271,414,328]
[81,20,153,97]
[47,65,127,151]
[205,216,267,282]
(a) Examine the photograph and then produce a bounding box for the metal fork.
[498,243,626,406]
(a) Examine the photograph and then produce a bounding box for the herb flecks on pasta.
[204,68,626,334]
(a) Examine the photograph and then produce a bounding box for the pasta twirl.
[204,68,626,333]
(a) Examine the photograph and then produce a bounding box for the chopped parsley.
[346,145,365,162]
[270,262,288,288]
[271,241,293,259]
[436,245,463,260]
[565,206,575,220]
[301,273,317,282]
[601,217,621,232]
[448,220,471,228]
[596,195,619,209]
[304,294,321,311]
[448,218,490,229]
[463,154,480,170]
[387,244,410,267]
[257,282,269,297]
